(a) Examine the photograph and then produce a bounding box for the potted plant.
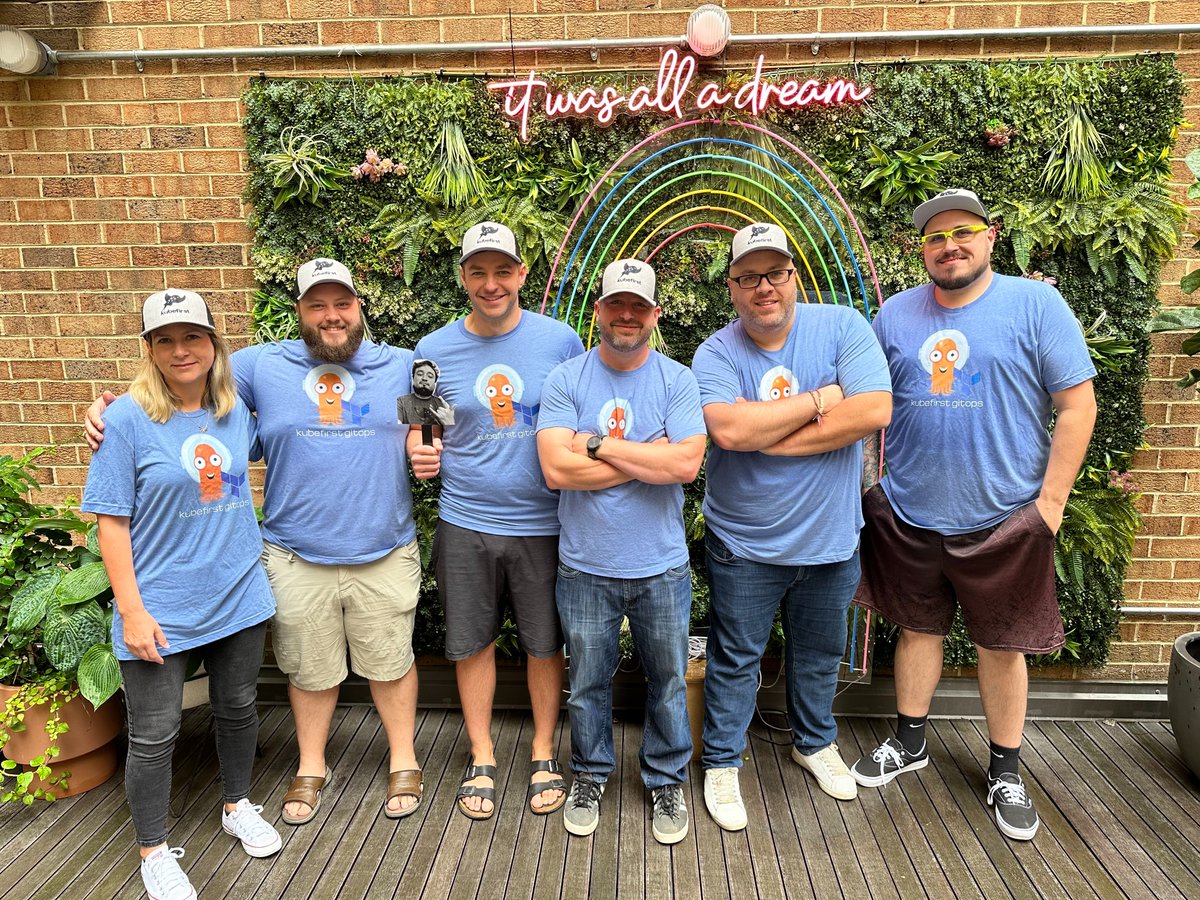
[0,449,123,805]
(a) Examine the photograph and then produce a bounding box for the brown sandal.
[384,769,424,820]
[281,767,332,825]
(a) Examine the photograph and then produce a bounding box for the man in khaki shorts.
[87,259,427,823]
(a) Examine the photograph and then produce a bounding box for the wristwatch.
[586,434,604,460]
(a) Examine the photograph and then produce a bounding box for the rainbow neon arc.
[539,118,885,341]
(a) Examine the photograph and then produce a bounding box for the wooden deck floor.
[3,706,1199,899]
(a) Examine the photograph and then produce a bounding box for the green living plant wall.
[242,55,1185,668]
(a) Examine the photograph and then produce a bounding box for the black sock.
[988,741,1020,780]
[895,712,927,756]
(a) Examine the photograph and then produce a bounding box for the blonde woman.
[82,290,279,900]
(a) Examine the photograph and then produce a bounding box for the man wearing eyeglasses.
[691,222,893,831]
[851,189,1096,842]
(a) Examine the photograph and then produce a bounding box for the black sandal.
[527,758,567,815]
[456,758,498,820]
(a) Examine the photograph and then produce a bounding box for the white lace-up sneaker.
[140,846,197,900]
[703,767,748,831]
[791,743,858,800]
[222,798,283,858]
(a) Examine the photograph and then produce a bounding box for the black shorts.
[855,485,1064,654]
[432,519,562,661]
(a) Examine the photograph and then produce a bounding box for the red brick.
[180,101,239,126]
[92,128,149,151]
[128,198,184,219]
[21,247,76,268]
[14,153,69,175]
[3,271,54,291]
[1084,2,1151,25]
[67,103,123,126]
[152,174,214,196]
[76,246,132,267]
[262,23,320,45]
[141,26,204,49]
[85,78,148,102]
[126,152,184,175]
[379,17,444,43]
[69,153,125,175]
[54,270,110,291]
[122,103,182,126]
[319,21,382,44]
[159,222,215,243]
[42,177,97,198]
[109,1,170,23]
[181,150,243,172]
[7,105,67,128]
[132,245,188,267]
[201,24,261,47]
[102,222,156,244]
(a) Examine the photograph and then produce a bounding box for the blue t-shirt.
[81,396,274,661]
[538,349,706,579]
[414,310,584,536]
[873,273,1096,534]
[233,339,417,564]
[692,304,892,566]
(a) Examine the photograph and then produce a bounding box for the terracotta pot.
[1168,632,1200,781]
[0,682,124,797]
[684,657,706,762]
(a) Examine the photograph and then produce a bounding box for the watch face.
[587,434,602,458]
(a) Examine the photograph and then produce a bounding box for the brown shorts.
[855,485,1063,654]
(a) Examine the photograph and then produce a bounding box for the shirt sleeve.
[80,406,138,517]
[1037,288,1097,393]
[837,309,893,397]
[535,362,579,432]
[665,367,707,442]
[691,337,742,406]
[232,346,258,412]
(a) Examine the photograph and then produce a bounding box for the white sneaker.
[140,846,197,900]
[703,767,747,831]
[791,743,858,800]
[222,798,283,858]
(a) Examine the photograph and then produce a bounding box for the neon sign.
[487,49,872,141]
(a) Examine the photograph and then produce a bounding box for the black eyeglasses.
[729,269,796,290]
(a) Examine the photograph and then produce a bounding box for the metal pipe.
[1120,607,1200,617]
[46,23,1200,65]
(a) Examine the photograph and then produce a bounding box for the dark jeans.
[556,562,693,789]
[702,530,860,769]
[120,622,266,847]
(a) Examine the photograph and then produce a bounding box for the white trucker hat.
[730,222,793,266]
[598,258,657,306]
[912,188,991,234]
[460,221,522,265]
[140,289,215,337]
[296,257,357,300]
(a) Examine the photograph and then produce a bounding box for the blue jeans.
[556,562,692,789]
[120,622,267,847]
[702,530,860,769]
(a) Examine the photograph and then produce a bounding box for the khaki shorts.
[262,540,421,691]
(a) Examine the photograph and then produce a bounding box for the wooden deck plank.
[614,710,646,899]
[440,710,524,900]
[8,710,1200,900]
[1046,720,1200,896]
[941,720,1073,900]
[1080,720,1200,833]
[349,709,462,898]
[1019,720,1179,900]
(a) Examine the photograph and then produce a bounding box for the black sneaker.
[987,772,1040,840]
[563,776,604,837]
[850,737,929,787]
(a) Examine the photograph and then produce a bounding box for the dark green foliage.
[242,56,1184,667]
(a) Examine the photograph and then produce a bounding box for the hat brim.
[729,245,794,267]
[459,247,523,266]
[297,275,358,301]
[140,317,216,338]
[913,196,990,233]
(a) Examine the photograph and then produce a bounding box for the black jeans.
[119,621,266,847]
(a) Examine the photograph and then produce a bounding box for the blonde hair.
[129,329,237,423]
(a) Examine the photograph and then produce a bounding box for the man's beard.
[300,319,365,363]
[929,255,989,292]
[601,323,650,354]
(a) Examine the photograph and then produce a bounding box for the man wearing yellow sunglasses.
[852,188,1097,842]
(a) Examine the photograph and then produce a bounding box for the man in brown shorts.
[851,189,1097,841]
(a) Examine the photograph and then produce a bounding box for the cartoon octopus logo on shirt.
[474,364,538,428]
[302,364,361,426]
[757,366,800,402]
[918,329,970,396]
[597,399,634,440]
[178,434,242,504]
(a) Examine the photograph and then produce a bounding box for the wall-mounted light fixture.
[686,5,732,57]
[0,26,56,76]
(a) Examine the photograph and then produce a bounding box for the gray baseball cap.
[913,188,991,234]
[730,223,793,266]
[460,221,522,265]
[598,259,657,306]
[296,257,357,301]
[140,289,215,337]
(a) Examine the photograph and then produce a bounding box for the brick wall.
[2,0,1198,679]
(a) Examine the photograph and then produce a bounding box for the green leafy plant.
[1042,102,1110,199]
[0,450,120,805]
[551,138,611,212]
[262,126,348,209]
[251,287,299,343]
[860,138,959,206]
[1055,464,1142,593]
[420,120,487,207]
[1146,148,1200,389]
[1080,310,1139,373]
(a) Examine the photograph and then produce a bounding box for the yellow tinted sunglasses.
[919,223,991,249]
